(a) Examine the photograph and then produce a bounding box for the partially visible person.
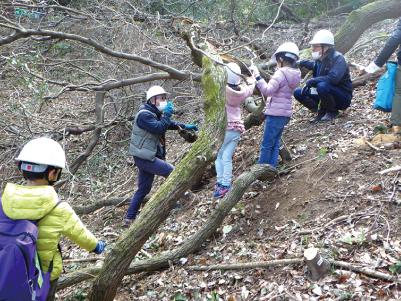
[125,86,198,223]
[214,63,255,198]
[294,30,353,122]
[1,137,105,301]
[365,18,401,132]
[250,42,301,168]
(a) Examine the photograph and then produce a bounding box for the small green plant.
[301,235,310,245]
[208,290,220,301]
[318,148,327,159]
[373,125,388,134]
[340,230,365,244]
[172,293,186,300]
[389,261,401,273]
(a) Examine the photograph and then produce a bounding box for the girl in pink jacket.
[214,63,255,197]
[250,42,301,168]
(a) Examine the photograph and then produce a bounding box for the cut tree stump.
[304,248,330,281]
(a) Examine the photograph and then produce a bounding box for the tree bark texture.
[326,3,354,16]
[58,164,276,290]
[335,0,401,55]
[87,39,228,301]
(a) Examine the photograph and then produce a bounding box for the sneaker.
[215,182,222,192]
[122,219,132,227]
[213,185,230,198]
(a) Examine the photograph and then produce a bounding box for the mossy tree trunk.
[87,39,227,301]
[335,0,401,54]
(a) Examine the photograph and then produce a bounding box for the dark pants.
[45,278,58,301]
[125,157,174,220]
[294,82,351,110]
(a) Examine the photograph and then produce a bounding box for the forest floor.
[43,16,401,301]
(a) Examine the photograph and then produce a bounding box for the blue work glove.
[93,241,106,254]
[185,124,198,131]
[164,102,174,116]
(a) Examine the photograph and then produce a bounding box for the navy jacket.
[300,47,353,99]
[136,103,184,160]
[375,18,401,67]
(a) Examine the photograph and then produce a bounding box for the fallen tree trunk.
[352,70,385,88]
[326,4,354,16]
[86,27,228,300]
[186,258,302,271]
[335,0,401,55]
[184,258,398,282]
[58,164,277,290]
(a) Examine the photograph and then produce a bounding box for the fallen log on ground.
[184,258,399,282]
[58,164,277,290]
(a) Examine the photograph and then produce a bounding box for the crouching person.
[125,85,198,225]
[294,30,353,122]
[1,137,106,301]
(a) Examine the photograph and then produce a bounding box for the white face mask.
[158,101,167,112]
[312,51,322,60]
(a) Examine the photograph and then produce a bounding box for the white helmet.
[15,137,67,172]
[272,42,300,62]
[309,30,334,46]
[226,62,242,85]
[146,86,168,101]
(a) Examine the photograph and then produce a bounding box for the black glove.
[301,84,311,95]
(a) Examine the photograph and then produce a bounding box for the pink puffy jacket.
[256,67,301,118]
[226,83,255,132]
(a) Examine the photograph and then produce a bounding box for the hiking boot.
[319,96,339,121]
[213,185,230,198]
[309,111,326,123]
[321,110,339,121]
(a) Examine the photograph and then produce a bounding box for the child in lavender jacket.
[214,63,255,197]
[250,42,301,168]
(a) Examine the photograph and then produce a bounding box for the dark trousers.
[45,278,58,301]
[294,81,351,110]
[125,157,174,220]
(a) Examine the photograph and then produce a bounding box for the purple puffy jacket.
[256,67,301,118]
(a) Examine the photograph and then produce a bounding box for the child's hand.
[249,65,260,78]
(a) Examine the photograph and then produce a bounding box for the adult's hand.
[301,84,311,95]
[164,102,174,116]
[365,62,380,74]
[185,124,198,131]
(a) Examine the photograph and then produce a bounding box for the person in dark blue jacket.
[365,18,401,132]
[294,30,353,122]
[125,86,198,225]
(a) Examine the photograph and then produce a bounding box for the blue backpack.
[373,62,398,112]
[0,199,60,301]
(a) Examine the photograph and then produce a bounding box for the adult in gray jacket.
[125,86,198,225]
[365,18,401,132]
